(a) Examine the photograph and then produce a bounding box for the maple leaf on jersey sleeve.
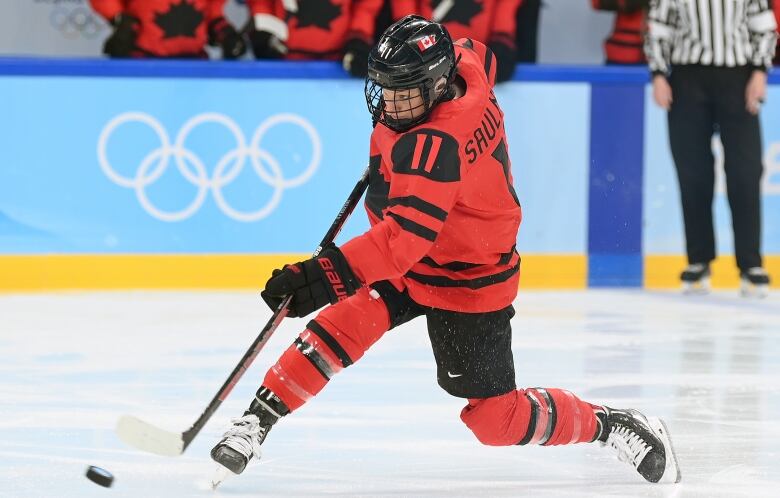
[154,0,204,39]
[293,0,342,30]
[433,0,483,26]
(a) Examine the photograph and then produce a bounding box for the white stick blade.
[116,415,184,457]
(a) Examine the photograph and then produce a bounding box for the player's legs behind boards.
[212,286,401,477]
[460,388,681,483]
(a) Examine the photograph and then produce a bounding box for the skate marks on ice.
[0,290,778,497]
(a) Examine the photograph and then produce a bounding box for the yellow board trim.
[645,255,780,289]
[519,254,587,289]
[4,254,778,291]
[0,254,309,291]
[0,253,587,291]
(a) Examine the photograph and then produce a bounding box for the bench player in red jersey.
[210,15,681,485]
[90,0,245,59]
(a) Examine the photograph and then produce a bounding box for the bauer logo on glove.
[261,243,361,317]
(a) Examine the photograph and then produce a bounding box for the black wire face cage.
[365,78,436,132]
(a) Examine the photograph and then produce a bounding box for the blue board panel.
[497,82,590,255]
[588,84,646,286]
[0,76,370,253]
[0,72,590,256]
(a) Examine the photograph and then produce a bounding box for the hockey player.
[211,15,681,485]
[246,0,383,77]
[390,0,522,82]
[90,0,245,59]
[591,0,648,65]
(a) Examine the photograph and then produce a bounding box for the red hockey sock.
[262,338,329,412]
[460,388,599,446]
[538,388,600,445]
[262,287,393,411]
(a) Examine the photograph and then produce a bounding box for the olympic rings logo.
[98,112,321,222]
[50,6,104,40]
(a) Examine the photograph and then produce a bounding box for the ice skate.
[595,406,681,484]
[210,388,289,486]
[740,267,770,298]
[680,263,710,294]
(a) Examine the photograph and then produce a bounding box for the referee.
[645,0,777,294]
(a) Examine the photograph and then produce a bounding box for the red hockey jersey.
[774,1,780,65]
[391,0,522,45]
[90,0,227,57]
[248,0,383,59]
[341,39,522,313]
[591,0,647,65]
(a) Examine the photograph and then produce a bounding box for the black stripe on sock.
[517,393,539,446]
[306,320,353,368]
[294,337,333,380]
[536,389,557,446]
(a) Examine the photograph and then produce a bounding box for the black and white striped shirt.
[645,0,778,74]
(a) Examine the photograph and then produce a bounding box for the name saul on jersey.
[464,91,502,164]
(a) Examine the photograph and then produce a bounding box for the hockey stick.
[116,166,370,457]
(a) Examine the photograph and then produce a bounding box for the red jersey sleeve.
[390,0,419,20]
[247,0,275,15]
[455,38,498,87]
[349,0,384,41]
[491,0,522,40]
[341,128,464,285]
[204,0,227,21]
[89,0,126,21]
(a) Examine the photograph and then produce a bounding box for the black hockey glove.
[488,36,517,83]
[103,13,139,58]
[249,27,286,59]
[342,37,371,77]
[261,244,361,318]
[208,17,247,60]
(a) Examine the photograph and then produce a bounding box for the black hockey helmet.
[365,15,457,132]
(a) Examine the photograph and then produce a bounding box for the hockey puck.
[85,465,114,488]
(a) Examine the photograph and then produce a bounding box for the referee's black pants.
[667,65,764,271]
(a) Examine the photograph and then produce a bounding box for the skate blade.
[211,464,232,490]
[740,283,769,299]
[647,417,681,483]
[682,278,710,295]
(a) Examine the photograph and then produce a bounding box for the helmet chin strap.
[450,73,465,99]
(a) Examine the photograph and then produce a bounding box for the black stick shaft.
[181,166,370,450]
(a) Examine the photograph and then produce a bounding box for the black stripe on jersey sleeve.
[484,44,494,79]
[386,212,438,242]
[388,196,448,221]
[366,154,390,220]
[419,257,482,271]
[459,38,475,50]
[406,263,519,289]
[420,249,518,272]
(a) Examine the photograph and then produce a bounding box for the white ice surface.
[1,289,779,497]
